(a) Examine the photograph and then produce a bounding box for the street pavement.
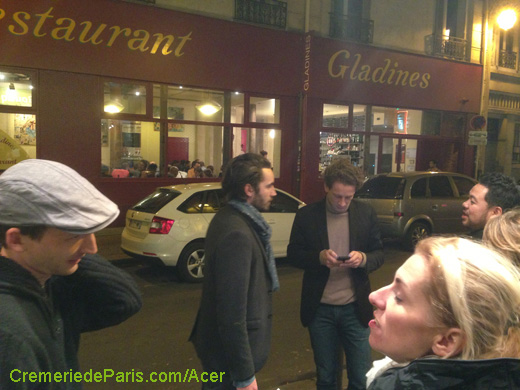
[83,228,408,390]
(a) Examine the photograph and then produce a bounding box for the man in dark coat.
[190,153,278,390]
[288,159,384,390]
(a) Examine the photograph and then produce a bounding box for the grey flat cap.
[0,159,119,234]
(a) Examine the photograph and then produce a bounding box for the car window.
[452,176,476,197]
[203,190,222,213]
[269,191,300,213]
[131,188,182,213]
[410,178,427,198]
[355,176,404,199]
[429,176,454,197]
[178,192,204,213]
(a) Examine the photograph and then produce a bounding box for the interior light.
[104,100,125,113]
[269,129,276,139]
[497,9,517,30]
[196,101,222,116]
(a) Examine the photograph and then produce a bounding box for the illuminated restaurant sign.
[305,34,482,113]
[0,7,192,58]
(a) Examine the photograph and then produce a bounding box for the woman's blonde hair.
[483,207,520,267]
[415,236,520,360]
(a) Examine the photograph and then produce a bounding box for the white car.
[121,183,305,282]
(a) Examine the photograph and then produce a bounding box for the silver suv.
[355,171,477,250]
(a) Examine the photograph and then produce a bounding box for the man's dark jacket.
[368,358,520,389]
[287,199,384,327]
[190,205,273,384]
[0,254,142,389]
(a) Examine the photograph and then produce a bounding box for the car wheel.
[177,241,205,283]
[404,222,431,251]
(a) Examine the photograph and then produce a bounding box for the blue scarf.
[228,199,280,292]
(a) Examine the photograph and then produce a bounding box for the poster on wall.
[154,123,184,132]
[0,128,30,169]
[14,114,36,145]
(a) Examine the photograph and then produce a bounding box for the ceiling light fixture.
[104,100,125,113]
[196,101,222,116]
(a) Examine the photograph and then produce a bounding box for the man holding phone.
[288,159,384,390]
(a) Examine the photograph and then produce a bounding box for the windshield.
[131,188,182,213]
[355,176,404,199]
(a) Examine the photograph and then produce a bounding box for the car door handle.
[431,204,438,211]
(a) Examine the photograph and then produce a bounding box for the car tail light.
[149,217,174,234]
[394,212,404,217]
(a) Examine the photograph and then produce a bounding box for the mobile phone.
[337,255,351,261]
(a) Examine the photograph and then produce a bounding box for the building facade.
[0,0,516,224]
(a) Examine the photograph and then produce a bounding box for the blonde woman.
[367,236,520,389]
[483,207,520,267]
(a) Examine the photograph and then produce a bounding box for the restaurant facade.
[0,0,482,225]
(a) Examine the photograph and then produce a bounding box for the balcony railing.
[425,34,467,61]
[329,14,374,44]
[499,50,518,70]
[234,0,287,29]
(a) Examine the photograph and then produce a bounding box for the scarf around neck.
[228,199,280,291]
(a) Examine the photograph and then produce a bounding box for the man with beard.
[461,172,520,239]
[190,153,278,390]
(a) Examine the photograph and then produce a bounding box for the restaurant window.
[249,97,280,124]
[322,104,349,128]
[233,127,281,178]
[319,132,364,173]
[102,82,284,179]
[353,105,367,132]
[0,70,36,170]
[370,106,426,135]
[153,86,244,123]
[104,82,146,115]
[320,103,365,174]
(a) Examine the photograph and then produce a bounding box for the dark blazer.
[287,199,384,327]
[190,206,273,383]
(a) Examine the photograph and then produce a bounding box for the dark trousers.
[308,303,371,390]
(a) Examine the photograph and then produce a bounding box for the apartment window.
[498,28,517,70]
[428,0,468,60]
[329,0,373,43]
[0,70,36,170]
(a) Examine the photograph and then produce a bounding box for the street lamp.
[476,4,517,177]
[497,9,517,30]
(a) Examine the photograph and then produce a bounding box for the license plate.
[129,220,142,229]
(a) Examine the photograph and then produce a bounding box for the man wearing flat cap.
[0,159,142,389]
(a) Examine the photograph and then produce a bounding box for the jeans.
[308,303,371,390]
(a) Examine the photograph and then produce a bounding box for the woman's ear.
[431,328,465,358]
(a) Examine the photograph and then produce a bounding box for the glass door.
[378,136,418,173]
